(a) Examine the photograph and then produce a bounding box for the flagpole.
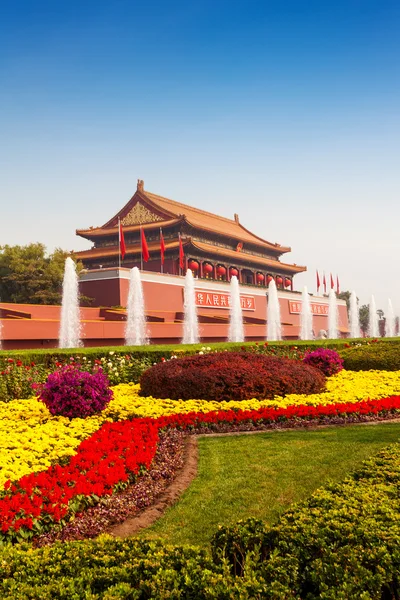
[140,226,143,271]
[160,227,163,274]
[118,218,121,270]
[178,232,181,276]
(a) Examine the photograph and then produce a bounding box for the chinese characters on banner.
[289,301,329,315]
[195,291,256,311]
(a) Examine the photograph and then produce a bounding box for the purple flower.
[39,366,113,418]
[303,348,344,377]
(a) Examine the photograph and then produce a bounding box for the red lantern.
[203,263,213,274]
[256,273,265,284]
[267,275,274,284]
[188,260,199,271]
[229,267,239,277]
[276,276,283,286]
[216,265,226,276]
[284,278,291,288]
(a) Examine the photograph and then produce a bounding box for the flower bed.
[3,392,400,543]
[34,429,186,546]
[3,365,400,543]
[3,369,400,490]
[0,419,158,542]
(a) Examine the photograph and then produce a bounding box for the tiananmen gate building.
[0,180,348,348]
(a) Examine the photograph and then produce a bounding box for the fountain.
[267,280,282,341]
[125,267,148,346]
[327,288,338,339]
[386,299,395,338]
[59,257,82,348]
[300,286,313,340]
[369,295,379,338]
[182,269,199,344]
[228,276,244,342]
[349,290,360,338]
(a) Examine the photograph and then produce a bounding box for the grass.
[141,422,400,547]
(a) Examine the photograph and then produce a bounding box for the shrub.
[211,444,400,598]
[140,352,326,401]
[39,366,113,418]
[0,537,270,599]
[303,348,343,376]
[340,342,400,371]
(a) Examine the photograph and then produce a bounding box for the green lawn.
[141,422,400,547]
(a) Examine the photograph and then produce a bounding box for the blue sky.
[1,0,399,314]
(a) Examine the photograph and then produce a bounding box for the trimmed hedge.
[140,352,326,401]
[0,537,268,599]
[340,342,400,371]
[0,338,386,367]
[211,443,400,599]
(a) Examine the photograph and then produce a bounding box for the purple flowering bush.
[303,348,344,377]
[39,366,113,418]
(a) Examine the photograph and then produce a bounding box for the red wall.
[0,273,349,349]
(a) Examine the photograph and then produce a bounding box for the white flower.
[109,351,115,356]
[107,362,113,368]
[206,347,211,351]
[198,351,204,355]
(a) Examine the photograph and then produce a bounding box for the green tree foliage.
[0,243,81,305]
[359,304,370,336]
[337,290,351,311]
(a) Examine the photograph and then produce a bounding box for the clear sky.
[1,0,399,314]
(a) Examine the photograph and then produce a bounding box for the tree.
[337,291,351,312]
[359,304,369,336]
[0,243,84,305]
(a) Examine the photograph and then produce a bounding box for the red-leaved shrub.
[140,352,326,401]
[39,365,113,418]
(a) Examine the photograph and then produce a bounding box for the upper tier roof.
[76,180,291,254]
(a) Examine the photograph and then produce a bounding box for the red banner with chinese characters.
[195,290,256,311]
[289,301,329,315]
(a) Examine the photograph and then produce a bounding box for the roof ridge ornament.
[234,213,239,223]
[137,179,144,192]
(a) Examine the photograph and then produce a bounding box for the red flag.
[330,273,334,290]
[160,228,165,265]
[179,234,185,269]
[323,273,326,293]
[119,219,126,261]
[316,270,320,292]
[141,227,150,262]
[336,275,340,295]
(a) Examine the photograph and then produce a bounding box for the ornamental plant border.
[2,394,400,544]
[0,337,394,367]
